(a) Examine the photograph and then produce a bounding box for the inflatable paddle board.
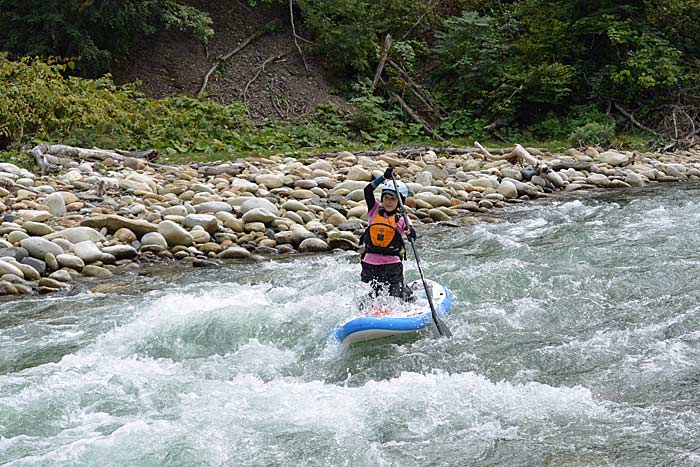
[332,279,452,345]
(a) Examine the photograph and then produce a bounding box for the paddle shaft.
[389,174,452,338]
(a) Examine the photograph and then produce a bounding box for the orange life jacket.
[363,209,405,256]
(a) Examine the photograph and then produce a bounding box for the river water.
[2,184,700,466]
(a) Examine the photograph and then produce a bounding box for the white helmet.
[381,180,409,201]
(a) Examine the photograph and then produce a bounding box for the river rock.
[216,212,244,232]
[298,238,329,252]
[194,201,233,214]
[21,257,46,275]
[20,237,63,259]
[56,254,85,270]
[102,245,138,260]
[17,210,51,222]
[7,231,29,243]
[255,174,285,188]
[82,265,113,277]
[114,228,137,243]
[72,241,102,264]
[45,227,105,243]
[81,215,157,237]
[183,214,219,234]
[347,167,372,182]
[587,173,610,187]
[38,277,70,289]
[190,228,211,243]
[9,262,39,281]
[49,270,73,283]
[414,192,451,208]
[598,151,629,167]
[21,221,53,236]
[217,246,251,259]
[0,247,28,261]
[44,192,67,216]
[416,171,433,186]
[141,232,168,249]
[240,198,279,216]
[0,259,23,278]
[625,172,646,187]
[290,227,316,246]
[158,220,193,247]
[242,208,276,224]
[498,180,519,199]
[281,200,307,212]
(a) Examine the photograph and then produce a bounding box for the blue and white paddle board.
[332,279,452,345]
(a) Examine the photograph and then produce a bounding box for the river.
[2,184,700,466]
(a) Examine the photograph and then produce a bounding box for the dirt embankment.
[111,0,350,122]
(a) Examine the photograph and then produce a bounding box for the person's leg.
[361,262,384,297]
[383,263,405,298]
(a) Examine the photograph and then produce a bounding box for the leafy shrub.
[568,122,615,148]
[0,57,435,160]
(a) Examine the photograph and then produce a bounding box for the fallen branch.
[371,34,393,93]
[199,24,274,94]
[613,102,663,138]
[388,60,440,115]
[385,84,445,141]
[308,146,480,160]
[289,0,309,72]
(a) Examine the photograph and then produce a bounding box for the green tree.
[0,0,212,74]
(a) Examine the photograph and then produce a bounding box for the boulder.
[217,246,252,259]
[242,208,276,224]
[101,245,138,260]
[194,201,233,214]
[82,265,113,277]
[22,221,54,236]
[346,167,372,181]
[598,151,629,167]
[183,214,219,234]
[158,220,193,247]
[239,198,279,216]
[414,192,451,208]
[141,232,169,249]
[45,226,105,243]
[19,237,63,259]
[0,259,23,278]
[254,174,285,188]
[498,180,519,199]
[80,215,157,238]
[298,238,329,252]
[161,205,189,217]
[44,192,67,216]
[56,253,85,270]
[72,241,102,264]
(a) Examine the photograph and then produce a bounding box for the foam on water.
[3,184,700,465]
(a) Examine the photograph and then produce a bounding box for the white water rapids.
[2,185,700,466]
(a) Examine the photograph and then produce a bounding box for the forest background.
[1,0,699,165]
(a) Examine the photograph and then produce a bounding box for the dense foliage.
[2,0,699,146]
[0,56,423,160]
[0,0,212,74]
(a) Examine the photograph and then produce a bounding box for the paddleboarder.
[360,166,416,301]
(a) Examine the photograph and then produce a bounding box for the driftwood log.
[28,144,161,175]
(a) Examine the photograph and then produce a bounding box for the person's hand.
[406,228,417,241]
[383,166,395,179]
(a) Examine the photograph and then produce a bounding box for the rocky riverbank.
[1,144,700,297]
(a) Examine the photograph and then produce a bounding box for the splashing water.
[2,184,700,466]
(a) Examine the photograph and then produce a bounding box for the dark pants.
[361,261,405,298]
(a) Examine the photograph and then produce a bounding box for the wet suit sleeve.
[364,175,385,211]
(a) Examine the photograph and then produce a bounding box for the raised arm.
[364,167,394,211]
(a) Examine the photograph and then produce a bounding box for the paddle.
[390,173,452,338]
